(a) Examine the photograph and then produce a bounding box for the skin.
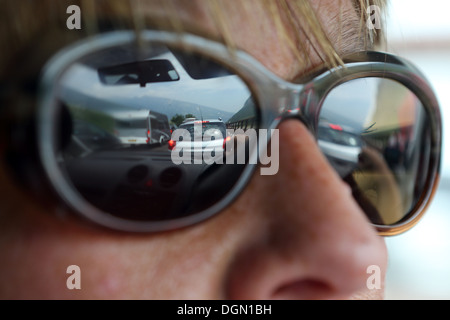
[0,0,387,299]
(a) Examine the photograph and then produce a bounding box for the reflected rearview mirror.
[98,59,180,87]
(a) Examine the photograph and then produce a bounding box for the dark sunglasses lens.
[318,78,431,226]
[53,43,258,221]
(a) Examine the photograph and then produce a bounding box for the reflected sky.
[60,50,252,123]
[320,78,378,132]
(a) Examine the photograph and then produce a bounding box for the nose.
[225,119,387,299]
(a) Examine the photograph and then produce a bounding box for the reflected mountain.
[60,85,235,124]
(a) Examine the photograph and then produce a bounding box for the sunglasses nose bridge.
[271,84,317,134]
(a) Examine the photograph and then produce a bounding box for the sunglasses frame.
[37,30,442,235]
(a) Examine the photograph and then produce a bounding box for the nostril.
[273,279,335,300]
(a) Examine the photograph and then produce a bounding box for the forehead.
[135,0,361,78]
[1,0,362,83]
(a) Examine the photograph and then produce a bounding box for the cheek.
[0,202,242,299]
[0,155,251,300]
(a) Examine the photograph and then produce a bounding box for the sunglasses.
[17,30,440,235]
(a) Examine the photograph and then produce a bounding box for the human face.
[0,0,388,299]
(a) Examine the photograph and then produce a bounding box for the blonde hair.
[1,0,387,76]
[207,0,387,68]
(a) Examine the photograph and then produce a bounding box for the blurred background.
[384,0,450,299]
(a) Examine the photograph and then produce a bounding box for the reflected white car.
[168,119,231,162]
[317,123,363,177]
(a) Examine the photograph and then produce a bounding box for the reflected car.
[168,119,231,160]
[317,123,364,178]
[114,109,171,145]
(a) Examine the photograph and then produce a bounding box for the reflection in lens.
[318,78,431,226]
[54,43,258,221]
